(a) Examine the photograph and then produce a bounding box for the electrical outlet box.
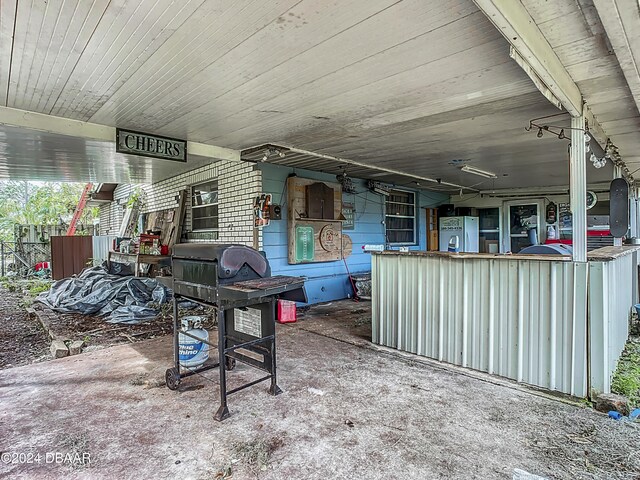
[269,204,282,220]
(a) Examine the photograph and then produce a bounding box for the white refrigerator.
[439,216,479,253]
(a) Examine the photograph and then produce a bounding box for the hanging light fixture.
[526,113,587,142]
[589,153,606,169]
[460,164,497,179]
[260,147,286,162]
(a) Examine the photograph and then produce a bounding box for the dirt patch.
[2,275,217,367]
[0,286,49,369]
[528,406,640,479]
[40,308,174,348]
[30,302,216,350]
[57,432,91,470]
[128,371,166,389]
[214,436,286,479]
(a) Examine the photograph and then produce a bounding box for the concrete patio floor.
[0,301,638,479]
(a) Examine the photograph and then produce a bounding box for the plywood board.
[51,236,92,280]
[168,189,188,248]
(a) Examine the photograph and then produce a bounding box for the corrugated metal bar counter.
[588,246,640,394]
[372,248,640,398]
[372,251,589,397]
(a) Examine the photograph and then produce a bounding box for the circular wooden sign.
[319,225,338,251]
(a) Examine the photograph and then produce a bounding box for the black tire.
[165,367,181,390]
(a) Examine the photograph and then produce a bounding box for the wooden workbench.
[108,251,170,277]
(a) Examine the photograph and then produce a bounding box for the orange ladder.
[66,183,93,236]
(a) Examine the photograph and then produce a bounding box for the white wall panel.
[589,251,638,394]
[92,235,116,266]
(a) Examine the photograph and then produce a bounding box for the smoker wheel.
[165,367,181,390]
[225,357,236,371]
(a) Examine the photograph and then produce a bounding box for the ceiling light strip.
[460,165,497,179]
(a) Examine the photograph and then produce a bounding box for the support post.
[613,165,624,246]
[570,115,588,262]
[631,185,640,239]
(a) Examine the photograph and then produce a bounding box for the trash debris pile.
[36,266,169,324]
[608,408,640,422]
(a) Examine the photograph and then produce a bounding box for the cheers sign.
[116,128,187,162]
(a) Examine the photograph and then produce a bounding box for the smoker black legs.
[214,307,230,421]
[268,302,282,396]
[165,297,182,391]
[172,296,180,370]
[167,295,281,421]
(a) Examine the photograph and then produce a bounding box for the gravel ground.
[0,286,49,369]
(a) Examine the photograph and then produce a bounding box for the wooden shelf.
[108,251,170,277]
[295,217,343,222]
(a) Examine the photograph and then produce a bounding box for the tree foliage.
[0,181,99,241]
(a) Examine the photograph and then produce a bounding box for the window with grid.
[191,180,218,231]
[385,189,416,245]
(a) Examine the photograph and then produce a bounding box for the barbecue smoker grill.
[166,244,306,421]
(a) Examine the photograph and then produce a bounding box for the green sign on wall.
[295,226,315,262]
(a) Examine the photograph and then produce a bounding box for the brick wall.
[98,161,262,247]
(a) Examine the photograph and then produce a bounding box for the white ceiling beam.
[591,0,640,117]
[472,0,583,116]
[0,106,240,162]
[187,142,240,163]
[0,105,115,141]
[584,104,607,148]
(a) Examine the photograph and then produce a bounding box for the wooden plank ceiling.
[0,0,630,187]
[523,0,640,174]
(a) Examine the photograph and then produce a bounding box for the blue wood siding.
[258,163,448,304]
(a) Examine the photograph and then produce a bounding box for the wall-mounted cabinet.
[287,176,351,264]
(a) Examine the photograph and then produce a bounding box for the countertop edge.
[373,246,640,262]
[372,251,572,262]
